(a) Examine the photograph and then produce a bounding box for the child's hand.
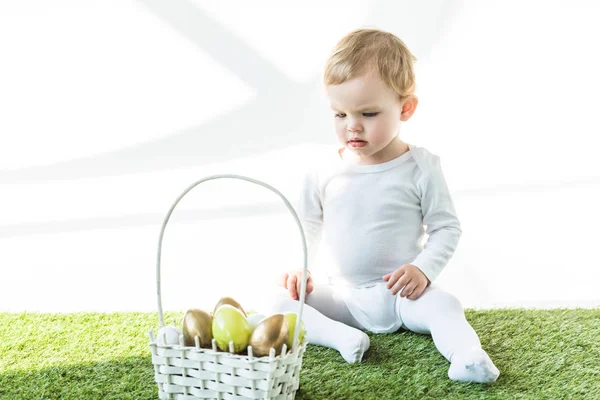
[279,270,314,300]
[383,264,430,300]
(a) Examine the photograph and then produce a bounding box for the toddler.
[270,28,499,383]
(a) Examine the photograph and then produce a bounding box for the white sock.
[266,289,370,363]
[290,304,371,363]
[318,320,369,364]
[448,346,500,383]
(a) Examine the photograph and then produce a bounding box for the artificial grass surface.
[0,309,599,399]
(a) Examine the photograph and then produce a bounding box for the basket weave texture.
[149,340,307,400]
[149,175,310,400]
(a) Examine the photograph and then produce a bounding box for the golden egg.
[249,313,288,357]
[213,296,247,317]
[182,308,213,347]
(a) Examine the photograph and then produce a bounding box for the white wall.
[1,0,599,313]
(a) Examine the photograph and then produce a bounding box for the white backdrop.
[1,0,599,313]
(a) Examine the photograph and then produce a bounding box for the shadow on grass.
[0,356,156,400]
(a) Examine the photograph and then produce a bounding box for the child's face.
[326,70,415,165]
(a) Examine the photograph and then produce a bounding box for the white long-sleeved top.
[296,143,461,288]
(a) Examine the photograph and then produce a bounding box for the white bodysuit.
[296,143,462,332]
[271,143,500,382]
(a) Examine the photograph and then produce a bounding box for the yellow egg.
[213,296,247,317]
[284,312,306,349]
[182,308,213,347]
[212,304,252,353]
[249,314,288,357]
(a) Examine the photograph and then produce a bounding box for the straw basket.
[148,174,309,400]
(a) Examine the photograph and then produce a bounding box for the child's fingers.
[384,275,395,289]
[287,274,298,300]
[400,282,418,298]
[382,273,391,281]
[407,282,427,300]
[385,274,399,289]
[407,287,423,300]
[280,272,290,288]
[294,274,313,297]
[385,268,406,289]
[306,276,314,295]
[391,275,411,295]
[296,276,303,299]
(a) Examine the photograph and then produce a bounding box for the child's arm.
[410,155,462,283]
[296,169,324,271]
[383,156,461,300]
[281,169,324,299]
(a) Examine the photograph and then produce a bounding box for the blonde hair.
[324,28,416,102]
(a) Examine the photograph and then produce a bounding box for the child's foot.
[448,347,500,383]
[338,330,370,363]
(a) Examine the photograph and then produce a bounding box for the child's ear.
[400,96,418,121]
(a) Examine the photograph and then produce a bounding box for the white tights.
[266,283,499,383]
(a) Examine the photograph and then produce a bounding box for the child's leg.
[397,285,499,383]
[266,284,370,363]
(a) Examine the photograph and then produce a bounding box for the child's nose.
[347,118,363,132]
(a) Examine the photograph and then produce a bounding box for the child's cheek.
[380,118,397,137]
[335,121,347,137]
[370,121,388,141]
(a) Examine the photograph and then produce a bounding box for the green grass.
[1,309,599,399]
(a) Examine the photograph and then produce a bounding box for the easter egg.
[284,312,306,349]
[182,308,213,347]
[249,313,288,357]
[156,325,182,346]
[213,296,247,317]
[212,304,252,353]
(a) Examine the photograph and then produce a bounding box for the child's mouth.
[349,140,367,148]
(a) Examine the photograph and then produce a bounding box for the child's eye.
[363,112,379,117]
[334,113,346,118]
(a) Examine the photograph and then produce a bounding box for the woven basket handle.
[156,174,309,352]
